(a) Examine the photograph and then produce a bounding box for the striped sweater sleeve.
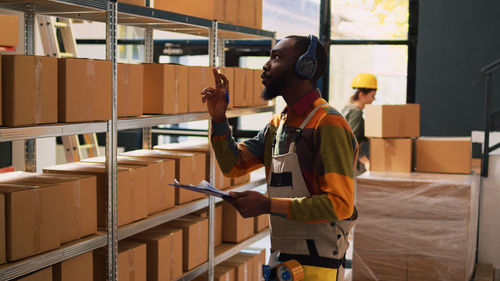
[270,111,358,223]
[211,119,266,177]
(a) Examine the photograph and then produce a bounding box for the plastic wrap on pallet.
[353,171,480,281]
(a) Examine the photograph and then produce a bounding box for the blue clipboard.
[169,179,231,199]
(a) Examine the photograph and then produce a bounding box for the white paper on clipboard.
[169,179,231,199]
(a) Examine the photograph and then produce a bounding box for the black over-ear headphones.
[294,35,319,80]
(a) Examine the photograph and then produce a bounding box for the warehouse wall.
[416,0,500,136]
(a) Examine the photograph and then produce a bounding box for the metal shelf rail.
[481,58,500,177]
[0,0,275,280]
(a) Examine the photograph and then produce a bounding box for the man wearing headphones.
[201,35,358,281]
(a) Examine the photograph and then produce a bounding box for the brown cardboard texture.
[0,54,2,125]
[238,248,266,280]
[154,140,231,189]
[0,183,60,261]
[408,255,467,281]
[193,266,235,281]
[220,67,234,109]
[164,216,208,271]
[230,173,251,186]
[154,0,228,21]
[255,0,262,29]
[369,138,413,173]
[254,213,269,232]
[118,63,143,117]
[0,194,5,264]
[232,68,253,107]
[2,55,57,126]
[416,137,472,174]
[117,0,144,6]
[364,104,420,138]
[188,66,211,113]
[222,201,253,243]
[2,172,97,244]
[353,250,407,281]
[17,267,52,281]
[53,252,93,281]
[219,254,252,281]
[119,241,147,281]
[0,14,18,47]
[224,0,238,24]
[189,203,223,247]
[253,69,266,106]
[130,227,183,281]
[83,155,175,214]
[237,0,255,27]
[43,162,134,227]
[143,63,188,114]
[92,59,112,121]
[121,149,205,204]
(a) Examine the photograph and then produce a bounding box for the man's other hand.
[224,190,271,218]
[201,68,229,123]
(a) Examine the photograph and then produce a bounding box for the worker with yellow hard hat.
[341,73,377,174]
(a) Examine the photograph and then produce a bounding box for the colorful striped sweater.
[212,90,358,223]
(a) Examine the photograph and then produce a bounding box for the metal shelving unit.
[0,1,275,280]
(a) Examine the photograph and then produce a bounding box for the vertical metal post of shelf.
[106,0,118,280]
[482,74,492,177]
[142,28,154,149]
[206,20,219,281]
[24,3,36,172]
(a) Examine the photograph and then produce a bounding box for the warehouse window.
[328,0,414,109]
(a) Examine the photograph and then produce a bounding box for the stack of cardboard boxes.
[354,104,478,281]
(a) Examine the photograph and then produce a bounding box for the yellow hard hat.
[351,73,377,90]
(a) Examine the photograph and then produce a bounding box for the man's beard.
[261,71,293,101]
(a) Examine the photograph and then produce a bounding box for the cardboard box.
[219,254,252,281]
[232,68,253,107]
[129,227,183,281]
[222,201,254,243]
[0,54,2,126]
[364,104,420,138]
[193,266,235,281]
[154,0,226,21]
[53,252,93,281]
[0,14,18,47]
[416,137,472,174]
[17,267,52,281]
[230,173,251,186]
[255,0,262,29]
[164,216,208,271]
[82,156,175,215]
[2,172,97,244]
[237,0,255,28]
[190,203,223,247]
[2,55,57,127]
[353,249,407,281]
[0,183,60,261]
[369,138,413,173]
[154,140,231,189]
[407,255,467,281]
[117,0,144,6]
[94,242,147,281]
[118,63,143,117]
[253,69,266,106]
[188,66,211,113]
[239,248,266,280]
[254,213,269,232]
[121,149,206,204]
[0,194,4,264]
[43,162,136,227]
[224,0,238,24]
[220,67,234,109]
[58,58,111,122]
[143,63,188,115]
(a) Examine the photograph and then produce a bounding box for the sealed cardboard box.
[353,250,407,281]
[164,216,208,271]
[220,67,234,109]
[58,58,111,122]
[224,0,238,24]
[219,254,252,281]
[0,14,18,47]
[188,66,211,113]
[83,156,175,214]
[118,63,143,117]
[130,227,183,281]
[365,104,420,138]
[117,0,144,6]
[17,267,52,281]
[94,242,147,281]
[43,162,135,227]
[154,140,231,189]
[190,203,223,247]
[0,194,4,264]
[232,68,253,107]
[2,55,57,127]
[255,0,262,29]
[143,63,188,115]
[237,0,255,28]
[239,248,266,280]
[1,172,97,244]
[254,213,269,232]
[253,69,266,106]
[154,0,225,21]
[230,173,251,186]
[408,255,467,281]
[53,252,93,281]
[193,266,235,281]
[416,137,472,174]
[222,201,254,243]
[121,149,205,204]
[369,138,413,173]
[0,183,60,261]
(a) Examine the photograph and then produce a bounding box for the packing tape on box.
[33,57,42,124]
[86,60,95,121]
[33,188,41,253]
[129,169,136,222]
[73,179,82,238]
[129,248,135,281]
